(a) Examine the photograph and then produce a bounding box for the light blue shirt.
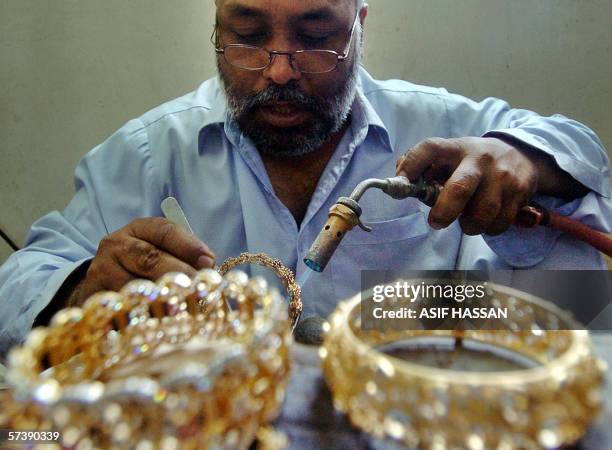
[1,67,611,354]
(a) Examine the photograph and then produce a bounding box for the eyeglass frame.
[211,7,361,74]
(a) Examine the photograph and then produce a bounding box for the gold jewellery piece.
[321,283,607,450]
[1,269,293,450]
[218,252,303,328]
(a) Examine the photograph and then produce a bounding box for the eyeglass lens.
[224,47,339,73]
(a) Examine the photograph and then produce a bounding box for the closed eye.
[298,34,331,47]
[232,30,268,44]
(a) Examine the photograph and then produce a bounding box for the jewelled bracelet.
[321,283,606,450]
[1,269,292,449]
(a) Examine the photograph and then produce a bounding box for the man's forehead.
[215,0,353,6]
[215,0,355,18]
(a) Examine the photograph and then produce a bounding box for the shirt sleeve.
[0,118,162,355]
[440,91,612,268]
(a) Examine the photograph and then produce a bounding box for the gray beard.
[218,35,361,157]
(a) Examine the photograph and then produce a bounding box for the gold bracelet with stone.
[1,269,292,449]
[320,283,607,450]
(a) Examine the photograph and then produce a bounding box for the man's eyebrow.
[296,7,342,23]
[223,4,267,20]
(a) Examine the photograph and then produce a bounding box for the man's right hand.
[72,217,216,306]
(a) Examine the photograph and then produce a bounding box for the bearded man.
[0,0,610,353]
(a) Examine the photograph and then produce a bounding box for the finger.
[485,200,518,236]
[396,138,464,181]
[485,185,532,236]
[422,164,450,184]
[428,156,482,229]
[87,258,134,292]
[117,236,200,280]
[128,217,215,269]
[458,180,503,236]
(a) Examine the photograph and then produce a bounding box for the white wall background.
[1,0,611,264]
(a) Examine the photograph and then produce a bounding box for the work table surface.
[275,334,612,450]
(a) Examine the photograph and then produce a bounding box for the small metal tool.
[161,197,194,234]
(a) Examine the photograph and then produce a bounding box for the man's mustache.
[242,84,323,113]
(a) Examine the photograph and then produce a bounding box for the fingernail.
[397,170,408,178]
[196,255,215,269]
[198,244,215,258]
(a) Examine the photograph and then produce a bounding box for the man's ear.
[359,2,368,26]
[358,3,368,48]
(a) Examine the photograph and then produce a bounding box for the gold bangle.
[218,252,303,329]
[321,283,607,450]
[1,270,292,449]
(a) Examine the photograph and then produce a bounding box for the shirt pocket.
[330,210,430,302]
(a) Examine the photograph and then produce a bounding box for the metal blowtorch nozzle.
[303,197,362,273]
[304,176,439,273]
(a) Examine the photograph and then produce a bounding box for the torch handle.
[413,179,440,207]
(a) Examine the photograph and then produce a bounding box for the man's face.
[215,0,364,157]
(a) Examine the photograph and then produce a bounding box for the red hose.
[546,212,612,257]
[515,204,612,257]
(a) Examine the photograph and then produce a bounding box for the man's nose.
[263,53,301,85]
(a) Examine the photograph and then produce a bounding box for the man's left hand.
[395,137,587,236]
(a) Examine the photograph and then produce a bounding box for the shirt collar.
[197,79,236,152]
[351,67,393,152]
[199,78,228,128]
[198,68,393,153]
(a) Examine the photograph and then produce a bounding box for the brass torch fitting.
[304,198,362,272]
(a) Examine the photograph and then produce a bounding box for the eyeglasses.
[212,10,360,74]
